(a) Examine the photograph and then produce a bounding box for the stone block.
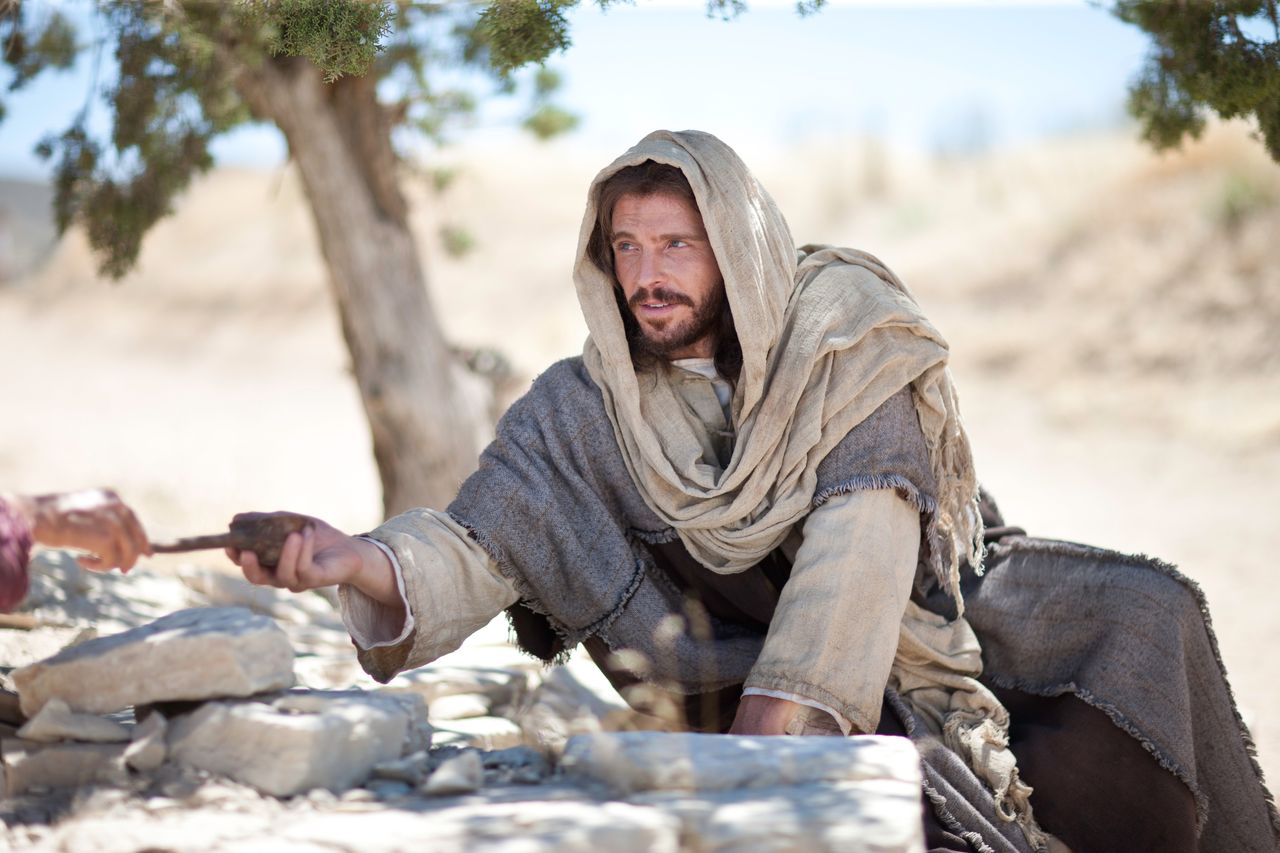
[428,693,490,722]
[517,654,666,754]
[431,715,524,750]
[371,750,431,785]
[2,737,128,796]
[0,626,96,670]
[124,711,167,772]
[389,662,534,709]
[16,697,131,743]
[166,689,409,797]
[481,745,551,785]
[13,607,295,717]
[561,732,922,795]
[422,750,482,796]
[633,780,925,853]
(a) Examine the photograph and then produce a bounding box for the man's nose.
[637,248,667,284]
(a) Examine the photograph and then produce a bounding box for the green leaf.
[476,0,578,74]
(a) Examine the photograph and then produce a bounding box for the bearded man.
[230,131,1277,853]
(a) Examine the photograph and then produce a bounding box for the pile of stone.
[0,556,925,852]
[2,607,430,798]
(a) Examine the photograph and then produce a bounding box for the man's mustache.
[628,287,694,310]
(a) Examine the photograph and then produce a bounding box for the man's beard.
[626,285,725,359]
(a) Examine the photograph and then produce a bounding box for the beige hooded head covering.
[574,130,983,604]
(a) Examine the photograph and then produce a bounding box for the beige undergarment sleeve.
[338,507,518,682]
[742,488,921,735]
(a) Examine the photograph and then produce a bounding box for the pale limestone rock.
[633,781,925,853]
[371,750,432,785]
[388,660,535,709]
[518,656,672,754]
[431,715,524,750]
[292,654,371,691]
[482,745,551,785]
[178,566,317,622]
[428,692,490,722]
[166,689,409,797]
[16,697,131,743]
[366,779,413,800]
[22,552,193,634]
[2,738,128,795]
[561,732,923,795]
[385,691,433,756]
[422,750,483,796]
[0,626,96,669]
[13,607,295,717]
[41,797,680,853]
[124,711,167,772]
[281,800,681,852]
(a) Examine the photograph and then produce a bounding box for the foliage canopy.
[4,0,1278,285]
[1113,0,1280,162]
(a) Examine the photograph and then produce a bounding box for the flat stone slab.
[166,689,410,797]
[431,715,524,750]
[16,697,130,743]
[40,796,681,853]
[428,693,491,721]
[13,607,295,717]
[2,737,128,796]
[422,750,482,796]
[632,781,925,852]
[560,732,922,795]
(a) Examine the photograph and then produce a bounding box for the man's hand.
[21,488,152,572]
[225,512,403,612]
[728,694,804,735]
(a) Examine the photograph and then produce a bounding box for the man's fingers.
[296,527,316,589]
[273,532,303,591]
[238,550,275,587]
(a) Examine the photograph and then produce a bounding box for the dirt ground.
[1,123,1276,792]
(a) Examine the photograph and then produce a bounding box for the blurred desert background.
[2,0,1278,807]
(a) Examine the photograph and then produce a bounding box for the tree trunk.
[229,57,483,516]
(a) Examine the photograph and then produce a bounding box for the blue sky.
[0,1,1152,180]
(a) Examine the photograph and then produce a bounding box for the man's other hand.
[728,694,804,735]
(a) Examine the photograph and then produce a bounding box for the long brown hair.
[587,160,742,383]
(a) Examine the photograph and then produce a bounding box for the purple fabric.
[0,497,33,612]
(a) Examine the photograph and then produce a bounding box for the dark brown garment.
[993,686,1198,853]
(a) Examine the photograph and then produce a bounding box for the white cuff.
[741,686,854,736]
[337,535,415,649]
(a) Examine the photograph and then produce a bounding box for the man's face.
[610,191,726,361]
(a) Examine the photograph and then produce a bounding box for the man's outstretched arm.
[227,509,518,681]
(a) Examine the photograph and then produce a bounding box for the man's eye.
[669,240,688,249]
[614,242,636,252]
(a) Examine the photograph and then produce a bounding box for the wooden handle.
[148,514,310,568]
[150,533,236,554]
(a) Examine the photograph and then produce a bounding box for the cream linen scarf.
[573,130,983,605]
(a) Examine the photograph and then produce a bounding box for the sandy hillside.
[1,122,1277,789]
